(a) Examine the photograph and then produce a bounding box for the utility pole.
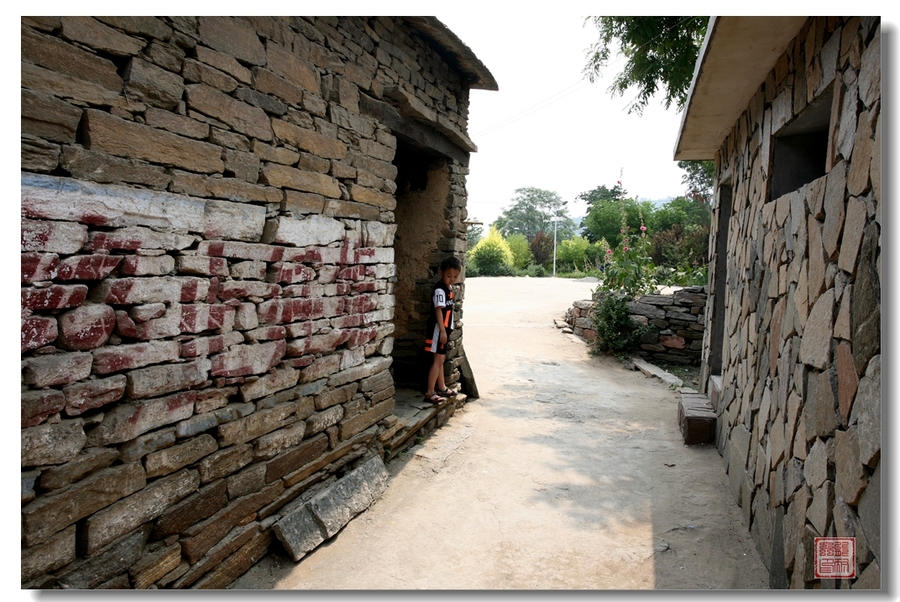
[552,215,558,278]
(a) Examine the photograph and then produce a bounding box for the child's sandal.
[435,387,457,397]
[424,392,446,404]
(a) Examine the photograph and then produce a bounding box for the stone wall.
[703,17,881,588]
[21,16,482,588]
[565,287,707,365]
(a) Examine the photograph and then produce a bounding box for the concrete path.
[231,277,768,590]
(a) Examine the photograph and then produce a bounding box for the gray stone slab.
[22,172,207,232]
[307,455,389,538]
[806,480,834,536]
[632,356,683,388]
[769,506,788,588]
[851,354,881,467]
[272,503,325,562]
[857,461,880,562]
[852,559,881,589]
[55,524,151,589]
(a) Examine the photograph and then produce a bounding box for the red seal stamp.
[814,537,856,579]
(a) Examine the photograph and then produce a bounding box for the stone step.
[708,374,723,411]
[384,388,467,456]
[632,356,683,388]
[678,392,716,445]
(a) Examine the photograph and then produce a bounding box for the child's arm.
[435,306,447,344]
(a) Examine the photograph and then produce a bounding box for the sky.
[435,14,692,228]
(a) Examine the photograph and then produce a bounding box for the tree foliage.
[650,223,709,268]
[529,231,555,267]
[647,195,710,234]
[582,196,656,249]
[677,159,715,203]
[467,226,514,276]
[505,233,533,269]
[466,219,484,249]
[556,236,610,272]
[577,183,626,213]
[493,187,575,242]
[578,180,711,281]
[583,16,708,114]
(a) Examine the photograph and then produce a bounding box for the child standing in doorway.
[423,256,462,404]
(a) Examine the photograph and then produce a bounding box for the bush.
[585,238,611,267]
[517,262,547,277]
[597,198,657,298]
[529,231,554,267]
[600,228,657,297]
[650,223,709,269]
[556,236,590,272]
[656,264,708,287]
[506,233,533,269]
[592,293,650,355]
[467,226,514,276]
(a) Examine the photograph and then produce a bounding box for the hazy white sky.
[436,14,690,228]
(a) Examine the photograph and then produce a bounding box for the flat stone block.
[307,455,389,538]
[272,503,325,561]
[678,394,716,445]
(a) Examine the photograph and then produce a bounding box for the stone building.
[20,16,495,588]
[674,17,881,588]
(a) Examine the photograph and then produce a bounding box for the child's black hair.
[439,256,462,272]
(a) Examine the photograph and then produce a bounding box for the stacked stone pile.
[707,17,880,588]
[21,16,475,589]
[565,286,707,365]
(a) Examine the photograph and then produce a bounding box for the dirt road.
[232,277,769,590]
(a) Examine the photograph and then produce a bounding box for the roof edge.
[672,17,719,161]
[403,16,499,91]
[673,16,808,161]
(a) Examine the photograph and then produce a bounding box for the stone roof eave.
[404,16,499,91]
[673,16,808,161]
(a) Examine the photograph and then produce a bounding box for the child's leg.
[435,355,447,392]
[426,353,445,394]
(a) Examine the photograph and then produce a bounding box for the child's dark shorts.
[424,325,451,355]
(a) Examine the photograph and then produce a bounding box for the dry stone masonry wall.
[21,16,477,588]
[566,287,707,365]
[704,17,881,588]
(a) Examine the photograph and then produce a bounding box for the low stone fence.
[565,286,708,365]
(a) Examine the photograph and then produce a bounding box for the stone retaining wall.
[21,16,486,589]
[565,286,708,365]
[703,16,881,588]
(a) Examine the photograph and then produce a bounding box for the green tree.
[677,159,715,203]
[493,187,575,242]
[467,226,514,276]
[505,233,533,269]
[586,238,612,268]
[647,195,710,234]
[577,183,627,212]
[577,183,626,243]
[555,236,611,273]
[556,236,591,272]
[645,195,711,277]
[466,219,484,249]
[529,231,555,267]
[583,16,709,114]
[582,195,656,250]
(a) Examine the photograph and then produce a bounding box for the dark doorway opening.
[390,136,450,390]
[705,183,732,420]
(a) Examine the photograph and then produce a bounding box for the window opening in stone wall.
[769,84,834,201]
[391,137,450,389]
